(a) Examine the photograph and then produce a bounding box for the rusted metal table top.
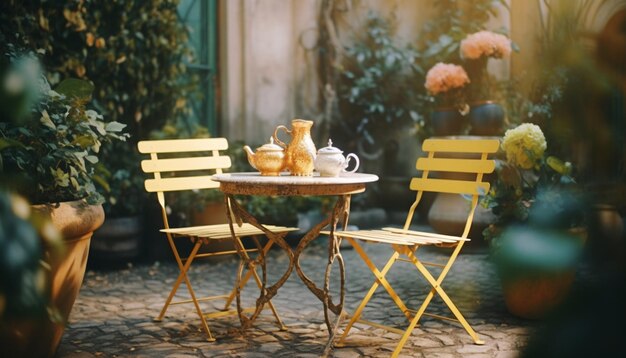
[213,172,379,196]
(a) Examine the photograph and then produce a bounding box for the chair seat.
[324,227,470,246]
[163,223,299,240]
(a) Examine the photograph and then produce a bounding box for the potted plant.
[1,1,200,263]
[334,13,425,212]
[481,123,586,319]
[336,13,424,162]
[423,63,497,239]
[460,30,513,135]
[424,62,471,136]
[0,51,128,356]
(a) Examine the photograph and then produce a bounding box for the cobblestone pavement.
[57,238,532,358]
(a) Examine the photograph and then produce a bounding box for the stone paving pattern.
[57,238,532,358]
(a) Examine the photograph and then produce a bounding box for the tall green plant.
[0,0,195,139]
[336,13,425,150]
[421,0,510,66]
[0,0,199,214]
[530,0,621,182]
[0,52,129,204]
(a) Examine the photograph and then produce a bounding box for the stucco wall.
[219,0,622,145]
[220,0,320,145]
[220,0,441,145]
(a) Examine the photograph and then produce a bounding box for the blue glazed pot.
[468,101,504,136]
[431,108,466,136]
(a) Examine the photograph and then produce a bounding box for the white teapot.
[314,139,359,177]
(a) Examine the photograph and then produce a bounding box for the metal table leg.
[224,195,294,331]
[293,195,351,357]
[225,193,352,353]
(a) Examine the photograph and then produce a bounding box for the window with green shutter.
[178,0,218,135]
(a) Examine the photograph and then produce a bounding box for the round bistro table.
[212,172,378,352]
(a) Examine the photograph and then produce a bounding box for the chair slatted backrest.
[404,138,499,238]
[138,138,231,228]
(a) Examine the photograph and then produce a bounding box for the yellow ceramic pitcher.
[273,119,316,176]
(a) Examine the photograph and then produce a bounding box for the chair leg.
[156,239,215,342]
[391,296,423,357]
[222,264,255,311]
[154,235,185,321]
[391,251,438,357]
[411,261,484,345]
[353,239,413,320]
[404,247,484,346]
[336,239,410,347]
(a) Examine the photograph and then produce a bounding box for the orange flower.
[424,63,470,95]
[86,32,95,47]
[95,38,106,49]
[75,65,86,77]
[460,31,512,60]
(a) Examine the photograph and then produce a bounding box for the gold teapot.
[273,119,316,176]
[243,137,285,176]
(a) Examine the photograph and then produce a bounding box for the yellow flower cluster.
[501,123,547,169]
[460,31,512,60]
[424,62,470,95]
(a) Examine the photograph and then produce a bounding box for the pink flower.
[424,63,470,95]
[460,31,512,60]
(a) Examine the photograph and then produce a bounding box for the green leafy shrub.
[93,142,144,217]
[0,48,49,124]
[420,0,515,129]
[0,0,199,215]
[243,196,329,228]
[420,0,510,65]
[331,3,510,146]
[0,0,195,138]
[336,13,425,149]
[0,53,128,204]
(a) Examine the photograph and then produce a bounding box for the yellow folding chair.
[330,138,499,357]
[138,138,298,341]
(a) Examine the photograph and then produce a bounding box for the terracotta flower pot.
[495,226,585,320]
[501,270,576,319]
[0,199,104,358]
